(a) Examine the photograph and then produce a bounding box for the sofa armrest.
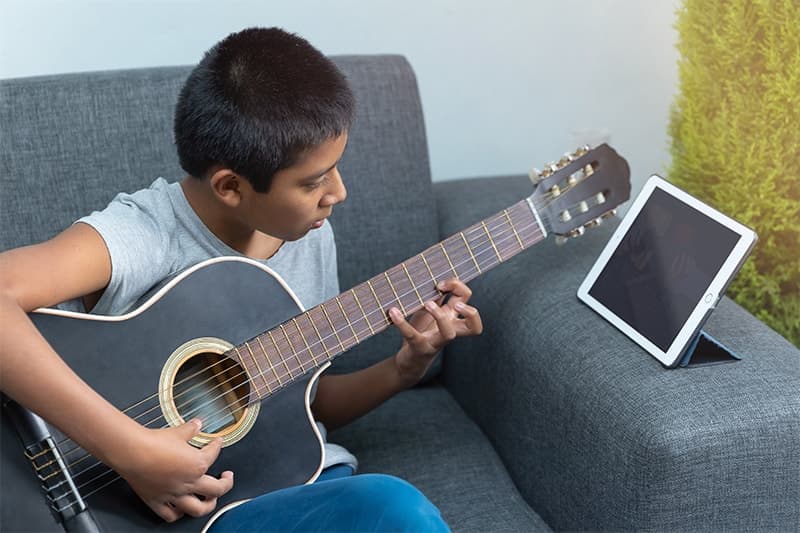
[434,176,800,531]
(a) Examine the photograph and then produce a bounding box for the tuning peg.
[584,164,595,177]
[601,208,618,219]
[568,226,586,238]
[559,210,572,222]
[550,184,561,197]
[567,173,579,186]
[595,192,606,204]
[555,235,569,246]
[584,217,603,229]
[574,145,590,157]
[528,168,542,183]
[577,200,589,213]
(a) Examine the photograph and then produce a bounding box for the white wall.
[1,0,680,194]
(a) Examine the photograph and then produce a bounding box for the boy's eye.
[304,175,328,190]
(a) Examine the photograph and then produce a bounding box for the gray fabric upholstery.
[331,385,550,533]
[436,176,800,531]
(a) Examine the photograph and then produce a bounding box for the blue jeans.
[208,466,450,532]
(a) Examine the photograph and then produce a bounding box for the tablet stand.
[678,330,741,368]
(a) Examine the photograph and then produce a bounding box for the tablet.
[577,175,757,367]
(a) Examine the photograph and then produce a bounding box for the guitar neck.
[232,199,545,400]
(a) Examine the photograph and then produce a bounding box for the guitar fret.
[482,220,504,262]
[351,288,375,335]
[242,342,271,395]
[256,337,282,386]
[504,208,525,251]
[420,252,439,288]
[320,304,346,352]
[335,295,360,343]
[401,262,425,306]
[439,243,458,279]
[280,324,305,373]
[460,231,481,274]
[268,330,294,379]
[366,280,388,324]
[383,271,406,315]
[306,312,332,359]
[292,317,318,366]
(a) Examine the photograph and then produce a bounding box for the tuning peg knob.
[584,217,603,229]
[528,168,542,184]
[601,208,618,219]
[560,210,572,222]
[555,235,569,246]
[550,184,561,197]
[568,226,586,238]
[578,200,589,213]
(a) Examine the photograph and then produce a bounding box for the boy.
[0,27,482,530]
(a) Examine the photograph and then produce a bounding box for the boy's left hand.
[388,278,482,389]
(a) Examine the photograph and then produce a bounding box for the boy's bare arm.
[312,279,482,430]
[0,223,232,522]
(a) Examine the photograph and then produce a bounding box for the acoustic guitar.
[1,144,630,532]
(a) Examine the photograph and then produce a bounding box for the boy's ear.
[208,168,245,207]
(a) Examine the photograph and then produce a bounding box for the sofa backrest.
[0,55,438,373]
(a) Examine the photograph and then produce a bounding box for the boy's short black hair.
[174,27,355,192]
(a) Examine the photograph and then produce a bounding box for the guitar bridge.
[25,436,87,521]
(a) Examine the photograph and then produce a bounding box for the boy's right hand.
[115,419,234,523]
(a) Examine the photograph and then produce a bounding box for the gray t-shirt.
[61,177,355,470]
[64,177,338,316]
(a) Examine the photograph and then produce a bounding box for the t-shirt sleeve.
[76,189,174,315]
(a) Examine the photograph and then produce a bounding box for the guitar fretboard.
[231,199,544,400]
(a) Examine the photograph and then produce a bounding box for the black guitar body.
[1,259,326,532]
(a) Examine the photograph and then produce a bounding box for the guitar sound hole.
[172,353,251,435]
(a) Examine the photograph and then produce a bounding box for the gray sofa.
[1,55,798,532]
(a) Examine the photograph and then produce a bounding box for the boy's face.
[243,133,348,241]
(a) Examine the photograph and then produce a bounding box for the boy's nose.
[321,169,347,206]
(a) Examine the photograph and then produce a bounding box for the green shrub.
[669,0,800,346]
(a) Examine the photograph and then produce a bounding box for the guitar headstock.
[529,143,631,243]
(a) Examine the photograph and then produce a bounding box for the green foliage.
[669,0,800,346]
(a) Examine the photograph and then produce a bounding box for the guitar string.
[49,204,533,475]
[49,201,595,508]
[54,206,542,474]
[49,161,598,458]
[55,198,618,512]
[48,182,614,504]
[50,200,534,458]
[50,213,551,511]
[47,211,549,505]
[49,185,602,470]
[49,187,606,488]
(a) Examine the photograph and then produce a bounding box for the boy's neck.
[180,177,283,260]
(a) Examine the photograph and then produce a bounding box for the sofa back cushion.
[0,55,437,373]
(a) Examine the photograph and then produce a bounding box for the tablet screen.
[587,187,740,351]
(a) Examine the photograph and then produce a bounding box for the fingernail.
[191,418,202,429]
[425,300,437,311]
[437,281,446,290]
[455,302,465,311]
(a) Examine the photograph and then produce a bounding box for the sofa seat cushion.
[330,384,550,532]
